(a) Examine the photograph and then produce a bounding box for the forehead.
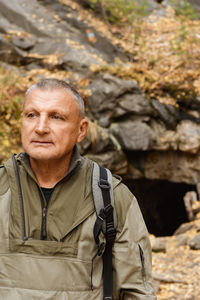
[24,88,78,112]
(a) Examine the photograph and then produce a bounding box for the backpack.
[92,162,117,300]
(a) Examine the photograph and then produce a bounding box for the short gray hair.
[25,78,85,116]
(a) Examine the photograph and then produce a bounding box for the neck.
[30,154,72,188]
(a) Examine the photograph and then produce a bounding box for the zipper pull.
[42,207,47,218]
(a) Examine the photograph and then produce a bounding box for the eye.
[27,112,36,118]
[53,115,61,120]
[51,114,64,120]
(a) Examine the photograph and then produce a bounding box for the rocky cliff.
[1,1,200,298]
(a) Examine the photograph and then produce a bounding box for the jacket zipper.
[39,188,55,240]
[138,244,146,279]
[38,160,82,240]
[38,188,48,240]
[42,207,47,240]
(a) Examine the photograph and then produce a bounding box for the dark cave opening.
[123,178,197,237]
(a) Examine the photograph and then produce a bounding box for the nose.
[35,115,50,135]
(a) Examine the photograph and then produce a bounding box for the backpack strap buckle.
[103,204,113,216]
[106,221,117,243]
[98,178,110,190]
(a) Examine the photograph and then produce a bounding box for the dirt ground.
[152,203,200,299]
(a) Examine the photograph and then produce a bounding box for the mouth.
[32,141,53,145]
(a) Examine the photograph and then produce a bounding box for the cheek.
[21,130,27,147]
[21,119,28,130]
[22,120,34,133]
[21,124,26,139]
[61,125,79,138]
[21,122,31,142]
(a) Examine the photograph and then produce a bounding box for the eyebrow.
[23,106,68,115]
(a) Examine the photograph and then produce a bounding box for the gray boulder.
[174,223,194,235]
[0,0,127,71]
[88,74,152,127]
[151,237,167,253]
[110,120,153,151]
[189,234,200,250]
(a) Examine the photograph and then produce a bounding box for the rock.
[189,234,200,250]
[0,0,127,71]
[175,234,189,247]
[150,120,177,151]
[88,74,152,127]
[174,223,194,236]
[127,150,200,184]
[176,121,200,154]
[0,35,35,65]
[11,34,35,50]
[119,93,152,115]
[137,119,200,154]
[78,121,115,154]
[183,191,198,221]
[151,237,166,253]
[110,120,153,151]
[153,271,187,284]
[151,99,179,129]
[85,150,128,175]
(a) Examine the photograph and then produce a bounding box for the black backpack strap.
[92,162,117,300]
[92,162,117,229]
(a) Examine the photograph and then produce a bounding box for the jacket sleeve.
[113,182,156,300]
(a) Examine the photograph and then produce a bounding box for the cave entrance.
[123,178,197,237]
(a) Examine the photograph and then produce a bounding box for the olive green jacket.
[0,151,156,300]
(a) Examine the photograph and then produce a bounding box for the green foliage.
[88,0,149,24]
[88,0,199,23]
[0,67,28,162]
[169,0,200,20]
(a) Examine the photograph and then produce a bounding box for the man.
[0,78,156,299]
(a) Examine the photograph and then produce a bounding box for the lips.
[31,140,53,145]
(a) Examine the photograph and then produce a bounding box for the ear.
[77,117,89,143]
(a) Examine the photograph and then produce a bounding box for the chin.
[26,149,56,161]
[32,155,54,161]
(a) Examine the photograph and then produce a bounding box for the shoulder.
[113,180,136,229]
[85,157,135,213]
[0,163,6,174]
[82,156,94,169]
[83,158,147,236]
[113,178,148,238]
[113,180,149,244]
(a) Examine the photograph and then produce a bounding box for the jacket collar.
[16,145,84,185]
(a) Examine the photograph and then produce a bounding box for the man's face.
[21,88,88,163]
